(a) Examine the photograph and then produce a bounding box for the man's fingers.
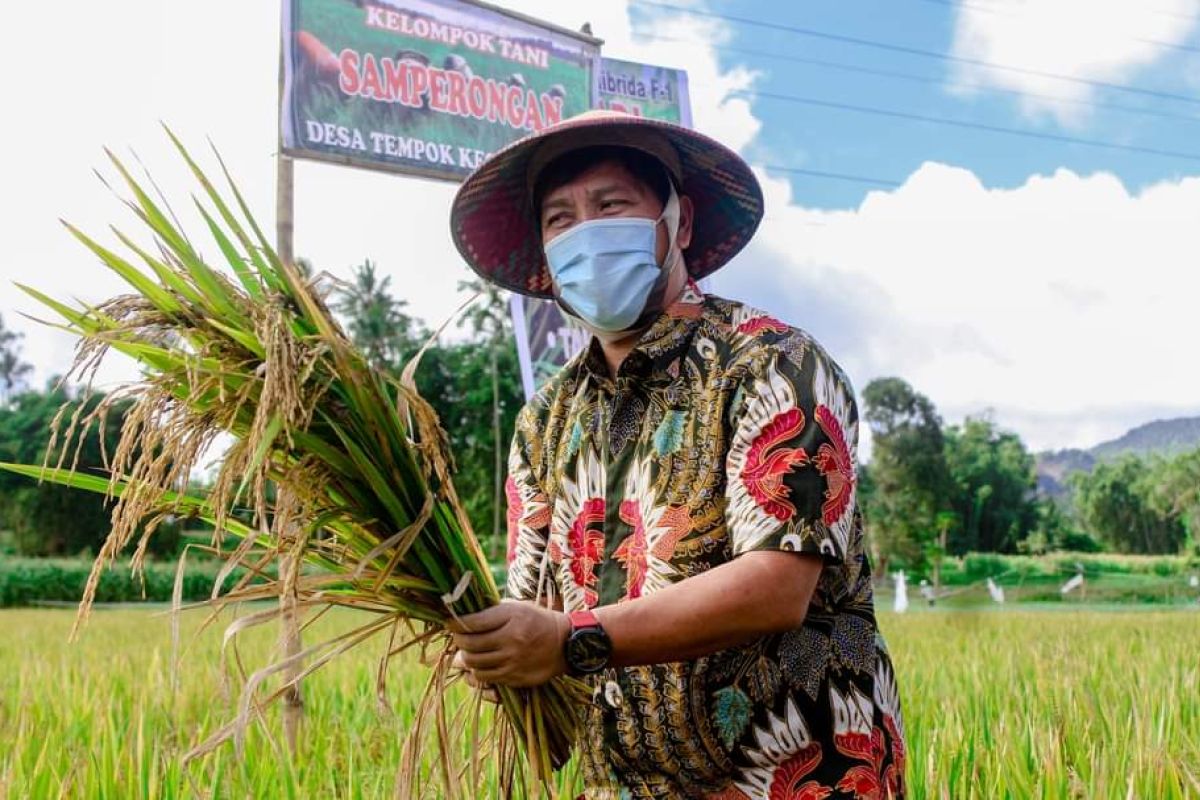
[453,603,513,634]
[468,666,507,685]
[458,669,501,702]
[451,628,511,654]
[460,648,509,671]
[472,666,542,689]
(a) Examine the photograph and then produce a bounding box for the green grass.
[1,607,1198,798]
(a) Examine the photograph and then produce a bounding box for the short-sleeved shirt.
[504,284,906,799]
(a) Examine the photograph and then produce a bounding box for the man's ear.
[676,195,694,251]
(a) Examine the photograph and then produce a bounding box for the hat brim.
[449,113,764,298]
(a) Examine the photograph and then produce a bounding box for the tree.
[860,377,953,571]
[1021,497,1100,554]
[1142,448,1200,552]
[333,259,420,370]
[0,384,180,556]
[0,313,33,405]
[416,339,524,561]
[458,279,514,551]
[1071,455,1186,554]
[942,415,1040,554]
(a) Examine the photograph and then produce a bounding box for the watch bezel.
[564,620,613,676]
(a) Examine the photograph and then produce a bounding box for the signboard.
[281,0,600,181]
[509,294,590,400]
[594,57,693,127]
[511,57,693,400]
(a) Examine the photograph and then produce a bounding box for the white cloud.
[949,0,1200,125]
[729,162,1200,452]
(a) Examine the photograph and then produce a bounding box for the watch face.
[566,627,612,675]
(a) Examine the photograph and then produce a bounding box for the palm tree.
[333,260,416,371]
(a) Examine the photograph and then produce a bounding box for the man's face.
[538,159,693,267]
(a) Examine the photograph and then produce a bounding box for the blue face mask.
[544,184,681,334]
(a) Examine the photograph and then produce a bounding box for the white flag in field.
[1061,573,1084,595]
[893,571,909,613]
[986,577,1005,604]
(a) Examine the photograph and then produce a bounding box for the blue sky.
[660,2,1200,205]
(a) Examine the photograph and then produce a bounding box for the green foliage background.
[0,387,180,558]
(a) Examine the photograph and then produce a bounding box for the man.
[448,110,905,799]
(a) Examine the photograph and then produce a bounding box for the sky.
[1,0,1198,459]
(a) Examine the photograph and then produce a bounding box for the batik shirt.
[504,284,906,800]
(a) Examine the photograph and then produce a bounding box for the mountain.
[1036,448,1095,497]
[1090,417,1200,460]
[1036,416,1200,498]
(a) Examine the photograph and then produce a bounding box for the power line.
[633,30,1200,125]
[633,1,1200,107]
[759,165,902,187]
[910,0,1200,56]
[742,88,1200,162]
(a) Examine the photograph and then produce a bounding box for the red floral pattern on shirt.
[814,405,855,526]
[567,498,605,608]
[743,407,811,522]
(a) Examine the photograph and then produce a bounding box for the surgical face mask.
[544,182,681,334]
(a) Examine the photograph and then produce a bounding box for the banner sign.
[508,295,590,400]
[593,57,693,127]
[281,0,600,180]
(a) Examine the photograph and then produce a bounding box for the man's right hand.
[451,647,500,703]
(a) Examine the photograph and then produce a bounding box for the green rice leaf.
[206,317,265,359]
[110,226,205,306]
[195,199,263,301]
[162,125,275,293]
[14,283,106,334]
[61,222,182,314]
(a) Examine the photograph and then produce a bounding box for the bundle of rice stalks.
[2,128,584,797]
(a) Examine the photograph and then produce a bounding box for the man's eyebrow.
[541,197,573,212]
[588,183,637,199]
[541,181,641,216]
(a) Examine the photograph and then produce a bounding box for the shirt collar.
[580,281,706,384]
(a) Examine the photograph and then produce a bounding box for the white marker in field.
[1060,573,1084,595]
[919,579,936,605]
[893,571,909,613]
[986,577,1005,604]
[1189,574,1199,589]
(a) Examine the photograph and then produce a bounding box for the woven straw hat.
[449,110,764,298]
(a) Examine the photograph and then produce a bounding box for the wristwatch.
[563,610,613,676]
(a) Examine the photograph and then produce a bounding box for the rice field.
[2,606,1198,799]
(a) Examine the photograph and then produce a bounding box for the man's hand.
[447,599,571,688]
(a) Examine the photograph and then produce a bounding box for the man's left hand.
[447,599,571,688]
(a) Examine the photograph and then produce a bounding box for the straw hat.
[449,110,764,298]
